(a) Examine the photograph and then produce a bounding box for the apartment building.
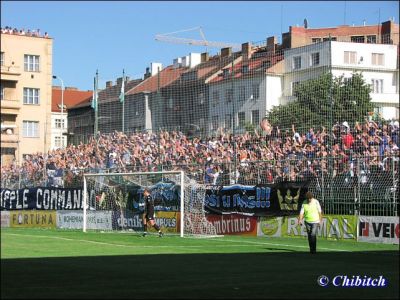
[1,30,53,166]
[284,41,399,119]
[282,19,399,48]
[51,86,92,149]
[207,43,284,135]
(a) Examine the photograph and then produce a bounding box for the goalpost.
[82,170,219,237]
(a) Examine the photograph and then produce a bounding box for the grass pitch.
[1,228,399,299]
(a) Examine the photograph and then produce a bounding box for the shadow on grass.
[1,251,399,299]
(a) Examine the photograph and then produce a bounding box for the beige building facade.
[1,32,53,166]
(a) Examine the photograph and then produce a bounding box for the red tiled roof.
[126,66,187,95]
[52,88,92,112]
[208,52,284,84]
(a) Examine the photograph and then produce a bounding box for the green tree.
[267,72,374,132]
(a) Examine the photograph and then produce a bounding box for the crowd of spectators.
[1,118,399,189]
[1,26,49,38]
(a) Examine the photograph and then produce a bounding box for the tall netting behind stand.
[83,171,219,237]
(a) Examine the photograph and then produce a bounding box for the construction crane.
[155,26,241,50]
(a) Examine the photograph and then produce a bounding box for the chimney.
[144,67,151,79]
[125,76,130,82]
[65,87,78,91]
[150,62,163,76]
[201,52,209,62]
[116,77,123,85]
[241,42,252,61]
[221,47,232,58]
[106,81,112,88]
[267,36,277,52]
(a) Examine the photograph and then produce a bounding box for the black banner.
[0,187,89,210]
[1,181,309,215]
[205,181,310,216]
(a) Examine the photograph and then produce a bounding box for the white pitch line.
[2,233,275,250]
[4,233,396,254]
[184,237,352,252]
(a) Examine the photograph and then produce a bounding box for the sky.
[1,1,399,91]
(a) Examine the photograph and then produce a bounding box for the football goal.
[82,170,219,237]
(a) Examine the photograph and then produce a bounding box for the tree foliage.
[267,73,375,131]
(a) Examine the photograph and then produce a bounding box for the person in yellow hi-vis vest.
[298,191,323,254]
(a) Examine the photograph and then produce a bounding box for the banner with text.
[0,187,90,210]
[358,216,399,244]
[281,215,357,240]
[111,210,179,233]
[57,210,112,230]
[206,214,257,236]
[10,210,56,228]
[205,181,310,216]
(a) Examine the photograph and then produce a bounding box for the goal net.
[82,171,219,237]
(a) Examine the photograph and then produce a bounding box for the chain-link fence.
[2,155,398,216]
[2,30,399,218]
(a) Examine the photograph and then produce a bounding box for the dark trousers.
[305,221,318,253]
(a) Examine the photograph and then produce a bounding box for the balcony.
[1,125,19,145]
[1,98,21,114]
[1,65,21,81]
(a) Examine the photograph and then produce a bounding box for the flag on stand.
[91,72,98,111]
[119,69,125,103]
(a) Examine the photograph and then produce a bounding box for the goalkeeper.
[142,187,164,237]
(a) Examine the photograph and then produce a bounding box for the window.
[225,114,232,129]
[0,52,4,66]
[242,65,249,74]
[239,86,246,101]
[225,89,233,103]
[367,35,377,43]
[213,90,219,105]
[393,73,398,93]
[23,88,40,104]
[312,38,321,43]
[223,69,230,78]
[23,121,39,137]
[198,92,205,105]
[0,86,4,100]
[55,119,65,129]
[262,61,271,69]
[24,55,40,72]
[292,81,300,96]
[251,110,259,125]
[310,52,320,66]
[252,84,260,100]
[371,79,383,94]
[371,53,384,66]
[199,118,205,129]
[168,97,173,109]
[293,56,301,70]
[344,51,357,64]
[238,112,246,127]
[54,136,62,148]
[351,36,365,43]
[212,116,219,131]
[323,37,337,41]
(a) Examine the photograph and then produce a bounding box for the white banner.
[358,216,399,244]
[57,210,112,230]
[1,211,10,228]
[257,217,282,237]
